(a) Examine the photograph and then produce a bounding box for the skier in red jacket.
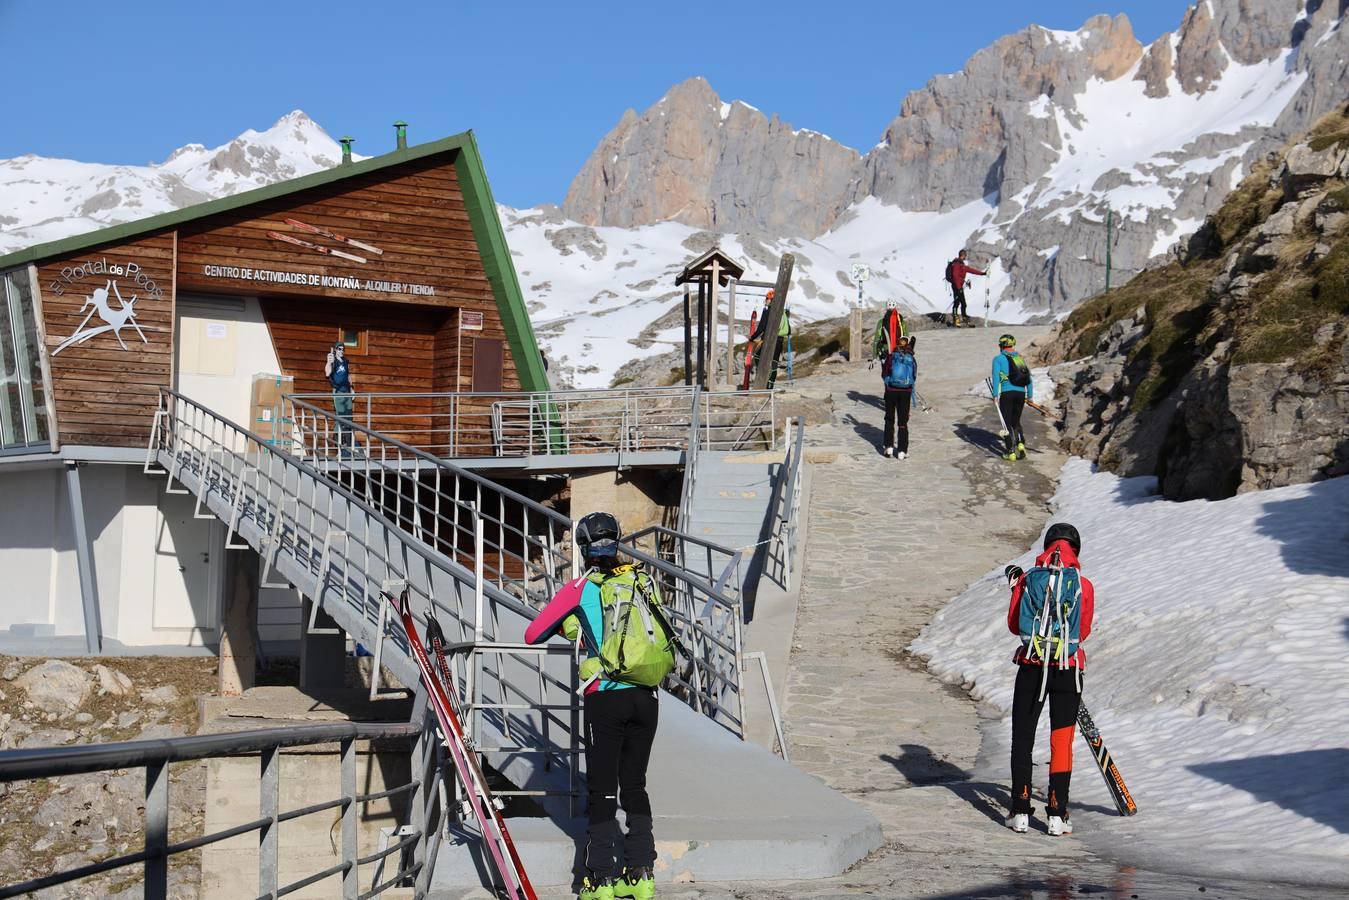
[1004,523,1095,837]
[946,249,986,327]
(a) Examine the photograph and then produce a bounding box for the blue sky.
[1,0,1194,208]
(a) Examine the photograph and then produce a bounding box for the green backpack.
[595,567,679,688]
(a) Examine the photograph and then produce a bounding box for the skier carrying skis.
[945,249,985,327]
[525,512,671,900]
[749,289,791,388]
[991,334,1033,460]
[871,301,915,359]
[1004,523,1095,836]
[879,335,916,459]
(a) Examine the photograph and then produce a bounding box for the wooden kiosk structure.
[673,248,795,390]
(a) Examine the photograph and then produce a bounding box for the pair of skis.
[1004,569,1137,817]
[389,588,538,900]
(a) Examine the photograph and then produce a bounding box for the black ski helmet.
[576,511,621,559]
[1043,522,1081,554]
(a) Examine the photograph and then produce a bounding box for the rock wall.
[1039,115,1349,500]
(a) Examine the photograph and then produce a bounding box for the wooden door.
[472,338,504,392]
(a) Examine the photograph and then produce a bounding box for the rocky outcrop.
[1039,112,1349,500]
[562,78,861,237]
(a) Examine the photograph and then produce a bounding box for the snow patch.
[913,461,1349,885]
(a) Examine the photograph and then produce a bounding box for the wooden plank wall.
[27,152,532,452]
[176,155,523,395]
[261,297,446,447]
[35,233,176,447]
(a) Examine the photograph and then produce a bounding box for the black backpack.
[944,259,956,285]
[1006,352,1031,387]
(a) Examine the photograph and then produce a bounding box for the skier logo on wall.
[52,279,149,356]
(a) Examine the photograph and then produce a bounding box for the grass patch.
[1231,232,1349,365]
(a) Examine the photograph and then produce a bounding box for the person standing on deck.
[324,342,356,457]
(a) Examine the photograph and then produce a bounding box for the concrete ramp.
[431,693,883,891]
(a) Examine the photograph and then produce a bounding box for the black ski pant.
[1010,665,1081,817]
[998,391,1026,453]
[951,287,967,323]
[883,388,912,452]
[584,687,658,879]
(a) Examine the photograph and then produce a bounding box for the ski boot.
[1002,447,1019,461]
[580,874,616,900]
[1007,813,1029,833]
[1047,815,1073,836]
[613,866,655,900]
[1016,441,1026,460]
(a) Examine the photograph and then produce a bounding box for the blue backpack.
[883,351,916,389]
[1017,557,1083,665]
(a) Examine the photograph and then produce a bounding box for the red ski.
[741,310,758,391]
[285,217,385,256]
[267,230,366,264]
[388,588,538,900]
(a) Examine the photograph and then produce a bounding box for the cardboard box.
[250,373,295,453]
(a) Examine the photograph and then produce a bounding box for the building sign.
[198,264,437,297]
[460,310,484,331]
[50,258,160,357]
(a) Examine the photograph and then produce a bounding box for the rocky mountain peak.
[561,77,861,236]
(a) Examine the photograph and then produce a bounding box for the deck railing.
[284,386,777,460]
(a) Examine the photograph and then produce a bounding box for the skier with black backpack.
[991,334,1033,460]
[879,334,917,459]
[525,512,679,900]
[944,249,986,327]
[871,301,914,360]
[1003,523,1095,836]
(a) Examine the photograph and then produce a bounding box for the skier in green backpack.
[525,512,677,900]
[991,334,1034,460]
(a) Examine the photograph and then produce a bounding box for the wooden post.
[682,285,692,386]
[725,278,737,388]
[696,280,706,388]
[849,308,864,363]
[752,254,795,390]
[709,259,721,389]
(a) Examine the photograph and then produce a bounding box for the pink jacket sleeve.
[524,576,586,645]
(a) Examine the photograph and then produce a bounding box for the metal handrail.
[285,386,778,459]
[0,720,427,900]
[147,389,582,827]
[283,394,747,736]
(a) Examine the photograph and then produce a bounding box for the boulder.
[140,684,180,705]
[94,664,133,697]
[15,660,91,716]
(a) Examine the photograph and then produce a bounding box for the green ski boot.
[614,867,655,900]
[1016,442,1027,460]
[580,874,616,900]
[1002,450,1019,461]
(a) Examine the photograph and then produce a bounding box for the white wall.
[175,294,284,433]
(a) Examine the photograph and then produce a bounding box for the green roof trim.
[454,133,549,393]
[0,128,548,393]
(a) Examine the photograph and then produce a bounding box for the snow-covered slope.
[0,111,357,254]
[912,460,1349,885]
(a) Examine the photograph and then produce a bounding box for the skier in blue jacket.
[991,334,1033,461]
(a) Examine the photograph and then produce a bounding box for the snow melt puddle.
[913,460,1349,886]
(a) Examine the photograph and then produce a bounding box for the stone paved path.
[537,327,1331,899]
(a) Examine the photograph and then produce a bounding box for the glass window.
[0,268,53,452]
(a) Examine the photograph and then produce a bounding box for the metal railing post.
[144,760,168,900]
[259,746,280,898]
[341,736,358,899]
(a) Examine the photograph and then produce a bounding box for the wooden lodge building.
[0,130,551,652]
